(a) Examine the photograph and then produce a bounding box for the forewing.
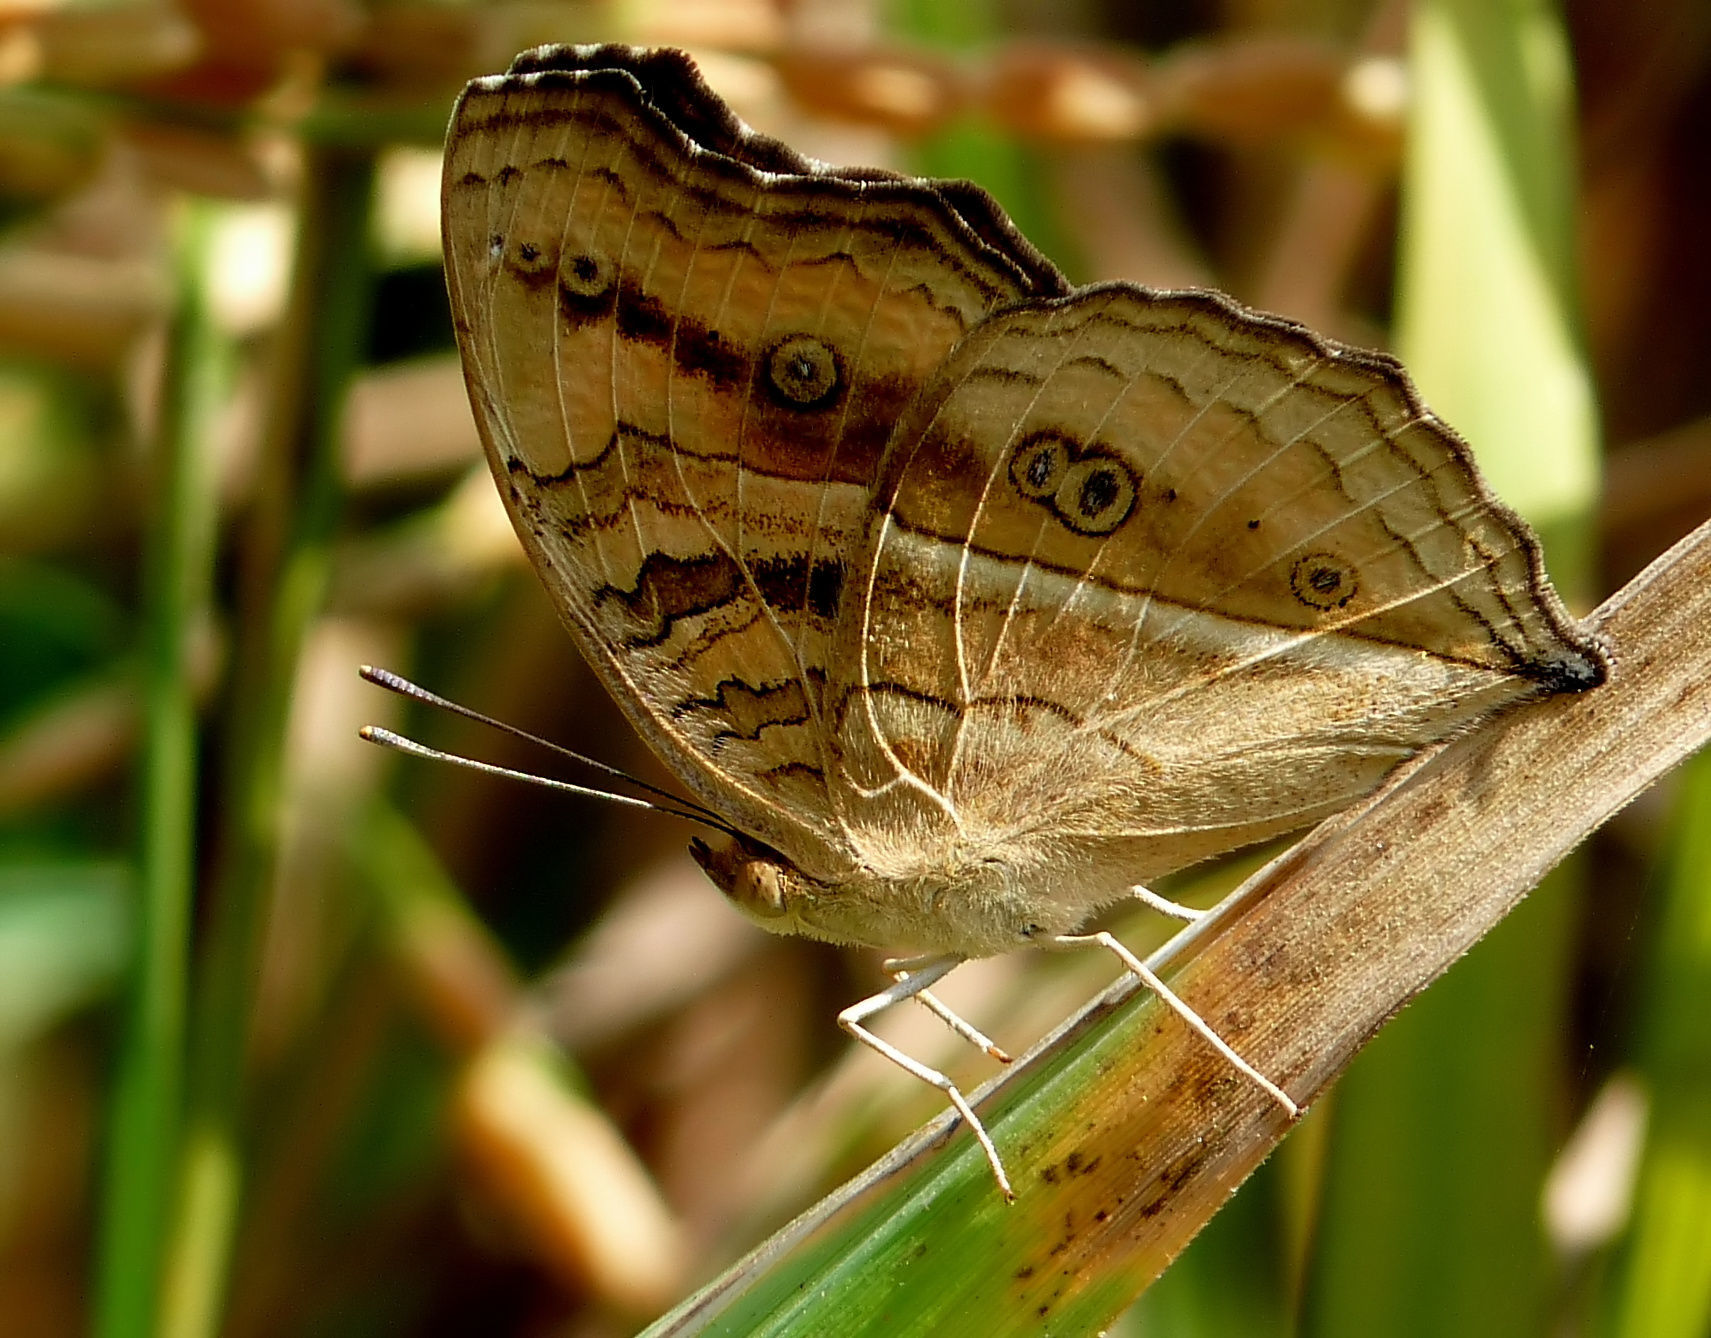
[442,46,1065,873]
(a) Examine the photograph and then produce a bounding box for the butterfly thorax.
[690,831,1101,959]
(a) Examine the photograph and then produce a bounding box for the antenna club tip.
[349,679,728,831]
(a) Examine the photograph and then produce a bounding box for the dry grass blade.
[654,514,1711,1335]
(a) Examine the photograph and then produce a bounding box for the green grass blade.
[0,861,130,1048]
[1304,1,1600,1335]
[1116,1161,1293,1337]
[158,151,376,1338]
[92,200,223,1338]
[1599,752,1711,1337]
[1391,0,1598,569]
[885,0,1077,273]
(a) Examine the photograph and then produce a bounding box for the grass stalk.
[1305,2,1600,1333]
[92,199,223,1338]
[1601,753,1711,1337]
[157,148,376,1338]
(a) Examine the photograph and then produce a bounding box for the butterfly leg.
[839,956,1015,1200]
[1130,884,1208,922]
[882,955,1013,1063]
[1047,931,1300,1119]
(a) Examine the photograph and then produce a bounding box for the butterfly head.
[689,829,1088,958]
[687,832,968,952]
[690,834,816,933]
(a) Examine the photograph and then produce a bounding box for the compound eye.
[737,861,788,917]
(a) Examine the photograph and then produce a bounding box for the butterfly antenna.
[358,666,741,838]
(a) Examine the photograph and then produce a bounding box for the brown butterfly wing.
[832,286,1605,883]
[442,46,1066,874]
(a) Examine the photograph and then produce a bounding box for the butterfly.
[431,43,1606,1197]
